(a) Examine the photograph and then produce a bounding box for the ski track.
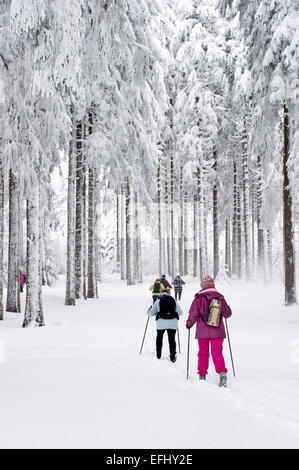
[0,276,299,449]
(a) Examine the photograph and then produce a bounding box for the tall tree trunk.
[23,180,44,327]
[170,153,175,278]
[225,218,231,277]
[65,120,76,306]
[120,189,126,280]
[183,191,188,276]
[38,178,44,324]
[43,221,52,287]
[82,149,87,300]
[16,180,22,313]
[242,120,251,280]
[165,172,171,277]
[87,167,96,297]
[6,169,18,312]
[232,161,238,277]
[283,104,297,305]
[237,183,242,279]
[193,193,198,277]
[116,192,120,267]
[197,167,203,280]
[94,169,100,294]
[157,162,163,276]
[0,159,4,320]
[134,191,142,283]
[87,107,96,297]
[203,190,209,274]
[179,166,184,276]
[213,149,219,279]
[40,219,47,286]
[126,180,134,285]
[75,120,84,299]
[251,178,256,275]
[256,155,264,277]
[18,187,25,271]
[267,228,273,281]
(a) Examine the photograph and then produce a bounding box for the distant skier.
[172,275,185,301]
[186,275,232,387]
[147,289,183,362]
[160,274,172,290]
[149,279,164,304]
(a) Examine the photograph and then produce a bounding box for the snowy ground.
[0,275,299,449]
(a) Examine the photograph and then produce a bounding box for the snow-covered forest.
[0,0,299,450]
[1,0,299,325]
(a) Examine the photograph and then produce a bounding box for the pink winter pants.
[197,338,227,376]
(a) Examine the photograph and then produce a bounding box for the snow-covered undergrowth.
[0,276,299,449]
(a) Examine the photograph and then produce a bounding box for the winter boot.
[219,372,227,387]
[156,351,161,359]
[199,376,206,381]
[170,354,176,363]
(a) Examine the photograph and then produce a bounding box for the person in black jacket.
[172,275,185,301]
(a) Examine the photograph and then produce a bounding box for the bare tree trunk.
[43,220,52,287]
[126,180,134,285]
[165,173,171,277]
[94,169,100,294]
[134,191,142,283]
[183,191,188,276]
[193,193,198,278]
[75,120,84,299]
[237,183,242,279]
[203,190,209,274]
[170,154,175,278]
[82,149,87,300]
[18,187,25,270]
[40,219,47,286]
[65,120,76,306]
[16,183,23,313]
[0,158,4,320]
[266,228,273,281]
[232,161,238,277]
[225,218,231,277]
[197,168,204,279]
[257,155,264,277]
[213,149,219,279]
[87,167,96,298]
[116,192,120,267]
[161,163,167,276]
[283,104,296,305]
[23,179,44,327]
[179,166,184,276]
[242,120,251,281]
[38,178,44,325]
[157,162,163,276]
[6,169,19,313]
[251,177,256,275]
[120,188,126,280]
[86,111,96,298]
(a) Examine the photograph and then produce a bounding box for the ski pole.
[186,329,190,380]
[177,327,181,354]
[140,316,150,355]
[225,318,235,377]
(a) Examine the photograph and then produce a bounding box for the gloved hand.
[186,322,191,329]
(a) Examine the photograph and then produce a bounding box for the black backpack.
[160,279,168,288]
[156,295,179,320]
[153,281,161,294]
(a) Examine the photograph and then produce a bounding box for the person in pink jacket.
[186,275,232,387]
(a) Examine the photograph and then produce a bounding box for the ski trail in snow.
[0,276,299,448]
[134,277,299,442]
